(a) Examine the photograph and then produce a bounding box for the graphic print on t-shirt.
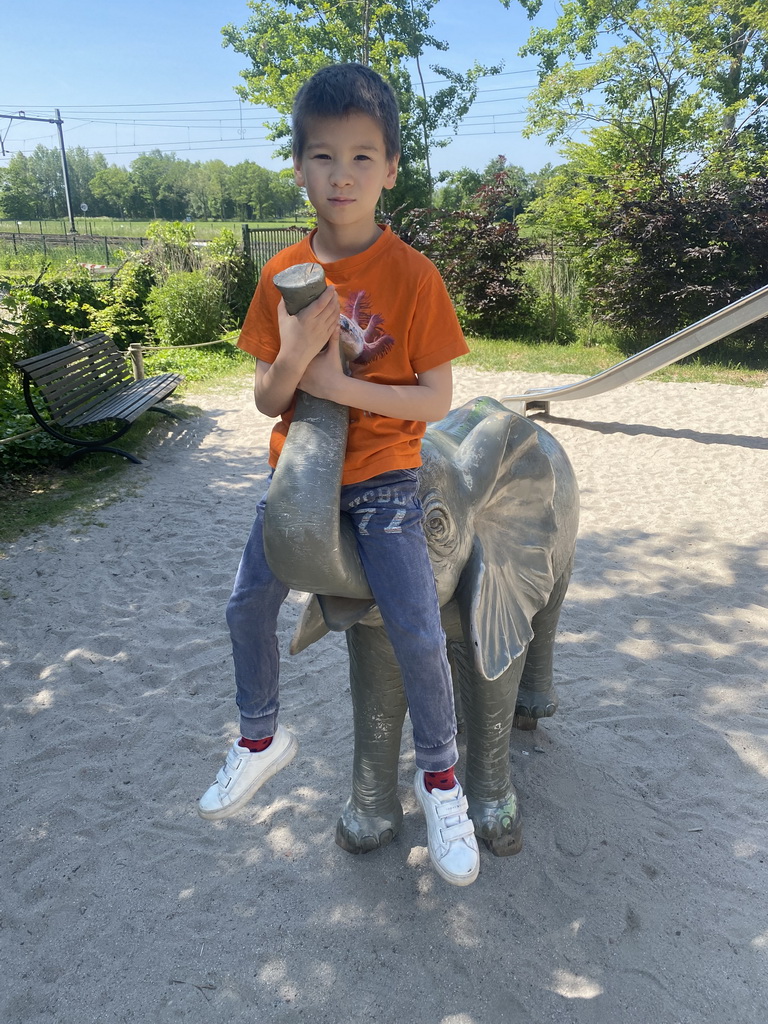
[339,291,395,371]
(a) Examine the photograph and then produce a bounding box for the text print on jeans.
[353,507,407,535]
[347,483,411,536]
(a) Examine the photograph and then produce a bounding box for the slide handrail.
[502,282,768,411]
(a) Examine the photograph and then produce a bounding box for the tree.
[131,151,172,219]
[66,148,108,213]
[506,0,768,179]
[157,158,192,220]
[3,146,114,219]
[222,0,500,204]
[199,160,234,220]
[90,166,139,218]
[434,166,483,210]
[28,146,64,218]
[434,157,541,218]
[2,145,309,224]
[505,0,768,336]
[269,168,303,219]
[229,160,261,220]
[0,153,40,220]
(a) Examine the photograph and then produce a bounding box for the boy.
[198,63,479,886]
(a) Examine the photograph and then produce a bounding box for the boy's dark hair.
[292,63,400,160]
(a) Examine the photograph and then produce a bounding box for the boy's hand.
[255,285,340,417]
[298,332,345,402]
[276,285,340,368]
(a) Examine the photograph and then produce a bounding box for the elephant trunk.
[262,263,372,600]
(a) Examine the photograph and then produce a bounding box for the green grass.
[0,216,312,273]
[460,335,768,386]
[142,335,252,384]
[0,217,311,239]
[0,241,118,273]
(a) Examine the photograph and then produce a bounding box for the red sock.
[424,767,456,792]
[238,736,273,753]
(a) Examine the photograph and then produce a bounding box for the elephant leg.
[447,643,464,734]
[514,556,574,731]
[335,622,407,854]
[450,640,524,858]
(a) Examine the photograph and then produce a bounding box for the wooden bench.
[14,334,183,464]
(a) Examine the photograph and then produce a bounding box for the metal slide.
[502,282,768,415]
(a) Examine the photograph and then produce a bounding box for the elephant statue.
[263,264,580,857]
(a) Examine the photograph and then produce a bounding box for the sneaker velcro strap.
[440,818,476,843]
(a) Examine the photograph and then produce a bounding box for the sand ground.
[2,367,767,1024]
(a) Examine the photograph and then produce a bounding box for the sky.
[0,0,566,178]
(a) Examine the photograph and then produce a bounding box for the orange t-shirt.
[237,225,469,485]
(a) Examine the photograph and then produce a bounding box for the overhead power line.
[0,66,546,163]
[0,110,77,230]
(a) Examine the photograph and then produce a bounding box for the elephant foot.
[335,796,403,855]
[486,826,523,857]
[514,683,559,731]
[466,790,523,858]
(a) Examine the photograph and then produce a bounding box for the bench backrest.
[15,334,132,422]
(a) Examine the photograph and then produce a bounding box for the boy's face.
[293,112,399,234]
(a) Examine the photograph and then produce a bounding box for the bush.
[0,266,106,373]
[516,254,580,345]
[0,383,65,479]
[146,270,225,347]
[143,222,253,327]
[588,175,768,354]
[203,228,254,326]
[84,257,156,349]
[515,290,578,345]
[396,172,535,337]
[144,220,198,275]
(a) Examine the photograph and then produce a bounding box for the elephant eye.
[422,492,456,552]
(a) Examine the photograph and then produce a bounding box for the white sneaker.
[197,725,298,820]
[414,770,479,887]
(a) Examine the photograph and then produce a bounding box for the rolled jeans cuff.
[414,737,458,774]
[239,711,278,742]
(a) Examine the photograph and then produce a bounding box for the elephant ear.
[454,412,558,682]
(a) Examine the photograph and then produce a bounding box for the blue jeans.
[225,469,458,773]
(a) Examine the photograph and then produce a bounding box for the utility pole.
[54,110,77,233]
[0,109,77,232]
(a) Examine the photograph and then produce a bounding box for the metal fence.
[241,224,310,271]
[0,231,148,264]
[1,225,309,271]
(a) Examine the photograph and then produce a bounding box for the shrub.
[0,266,106,372]
[144,220,198,276]
[203,228,254,326]
[146,270,225,347]
[515,290,578,345]
[588,175,768,354]
[396,172,535,337]
[0,383,65,479]
[141,223,253,327]
[517,253,580,345]
[84,257,156,349]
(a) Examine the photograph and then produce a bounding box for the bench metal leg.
[62,445,143,466]
[148,405,183,421]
